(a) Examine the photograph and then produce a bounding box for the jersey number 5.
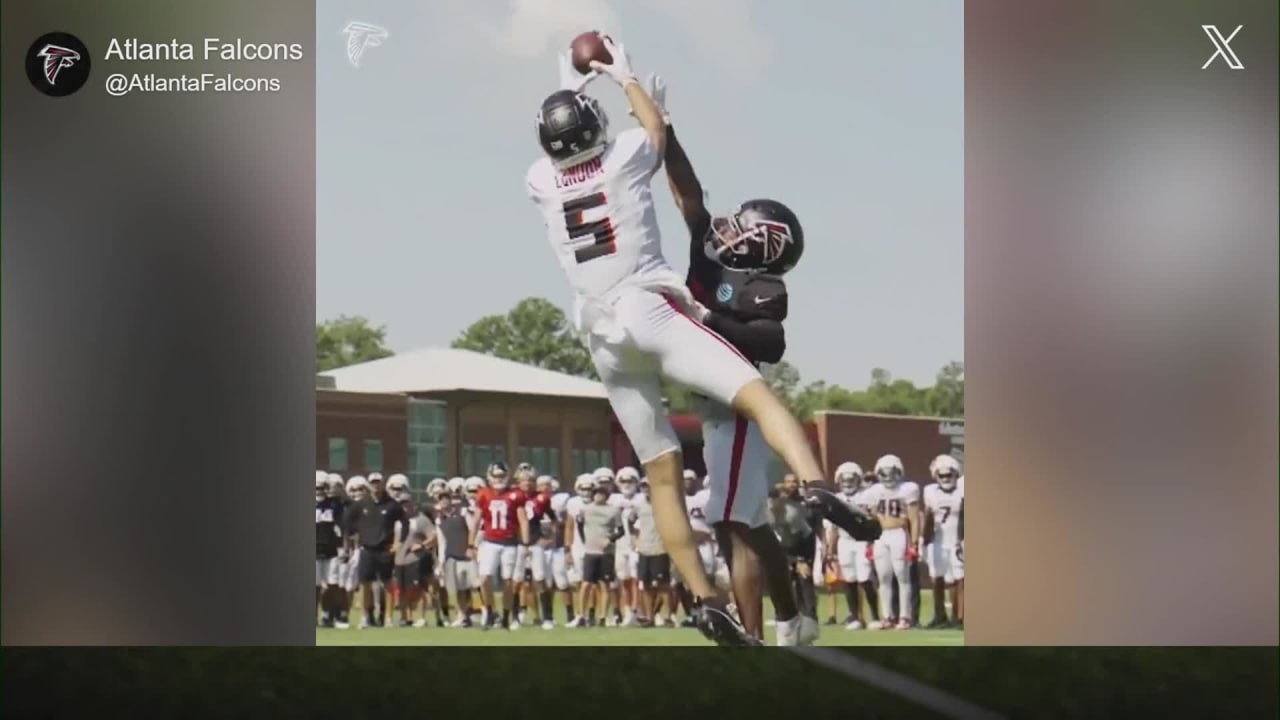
[563,192,616,264]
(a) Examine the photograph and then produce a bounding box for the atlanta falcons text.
[103,72,281,96]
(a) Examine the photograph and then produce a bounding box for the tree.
[924,361,964,417]
[317,315,394,371]
[453,297,597,378]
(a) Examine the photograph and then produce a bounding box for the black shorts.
[636,553,671,586]
[582,553,616,584]
[418,552,435,581]
[395,562,424,590]
[358,547,395,584]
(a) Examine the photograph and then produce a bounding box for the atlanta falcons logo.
[342,21,388,68]
[37,44,80,86]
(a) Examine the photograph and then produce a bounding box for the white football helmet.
[346,475,369,499]
[873,455,904,487]
[616,467,640,496]
[316,470,328,485]
[834,462,865,493]
[446,477,466,495]
[575,473,596,499]
[929,455,961,490]
[550,477,561,492]
[427,477,448,497]
[593,466,616,486]
[367,472,384,483]
[536,475,556,492]
[464,476,485,493]
[326,474,345,497]
[387,474,410,496]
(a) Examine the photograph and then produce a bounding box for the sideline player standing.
[643,73,878,645]
[469,462,530,630]
[923,455,964,628]
[864,455,921,630]
[315,472,345,627]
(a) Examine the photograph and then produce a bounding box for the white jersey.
[923,484,964,541]
[549,491,571,516]
[526,128,680,305]
[687,489,712,534]
[564,495,588,546]
[834,488,877,542]
[608,492,638,550]
[862,481,921,522]
[957,475,965,494]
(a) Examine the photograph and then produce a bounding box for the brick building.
[316,348,965,497]
[317,348,616,498]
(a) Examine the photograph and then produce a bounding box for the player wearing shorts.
[648,73,876,645]
[923,455,964,628]
[516,470,556,629]
[547,481,578,626]
[627,479,675,626]
[469,462,530,631]
[825,463,881,629]
[315,472,345,628]
[534,39,868,646]
[578,484,625,627]
[862,455,922,630]
[608,467,642,626]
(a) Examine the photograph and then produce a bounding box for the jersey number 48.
[563,192,616,264]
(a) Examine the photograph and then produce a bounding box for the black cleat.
[804,487,881,542]
[926,616,949,629]
[695,597,764,647]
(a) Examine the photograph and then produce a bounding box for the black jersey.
[685,213,789,366]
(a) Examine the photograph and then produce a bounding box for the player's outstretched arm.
[588,37,666,158]
[663,123,710,233]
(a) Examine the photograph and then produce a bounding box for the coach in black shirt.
[344,474,406,628]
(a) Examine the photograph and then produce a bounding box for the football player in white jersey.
[530,38,861,646]
[563,474,595,627]
[863,455,922,629]
[825,462,881,630]
[923,455,964,628]
[609,467,642,626]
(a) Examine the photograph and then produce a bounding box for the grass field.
[317,593,963,646]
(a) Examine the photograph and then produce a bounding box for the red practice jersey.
[477,486,528,545]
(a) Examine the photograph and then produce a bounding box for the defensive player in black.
[656,78,879,643]
[315,473,346,627]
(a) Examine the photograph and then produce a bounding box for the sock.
[566,598,575,621]
[540,591,554,621]
[862,582,880,620]
[844,584,859,620]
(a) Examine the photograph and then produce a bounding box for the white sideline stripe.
[787,646,1007,720]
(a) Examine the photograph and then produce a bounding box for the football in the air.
[570,31,612,74]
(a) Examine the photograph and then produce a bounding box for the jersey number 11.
[563,192,617,264]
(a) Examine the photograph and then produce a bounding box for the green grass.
[317,592,964,647]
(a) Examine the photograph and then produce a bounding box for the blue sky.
[317,0,962,388]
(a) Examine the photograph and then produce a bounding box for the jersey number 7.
[563,192,617,264]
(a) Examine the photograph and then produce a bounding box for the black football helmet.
[704,199,805,275]
[536,90,609,169]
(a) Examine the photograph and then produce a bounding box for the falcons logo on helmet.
[739,219,794,264]
[37,44,80,86]
[343,21,388,68]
